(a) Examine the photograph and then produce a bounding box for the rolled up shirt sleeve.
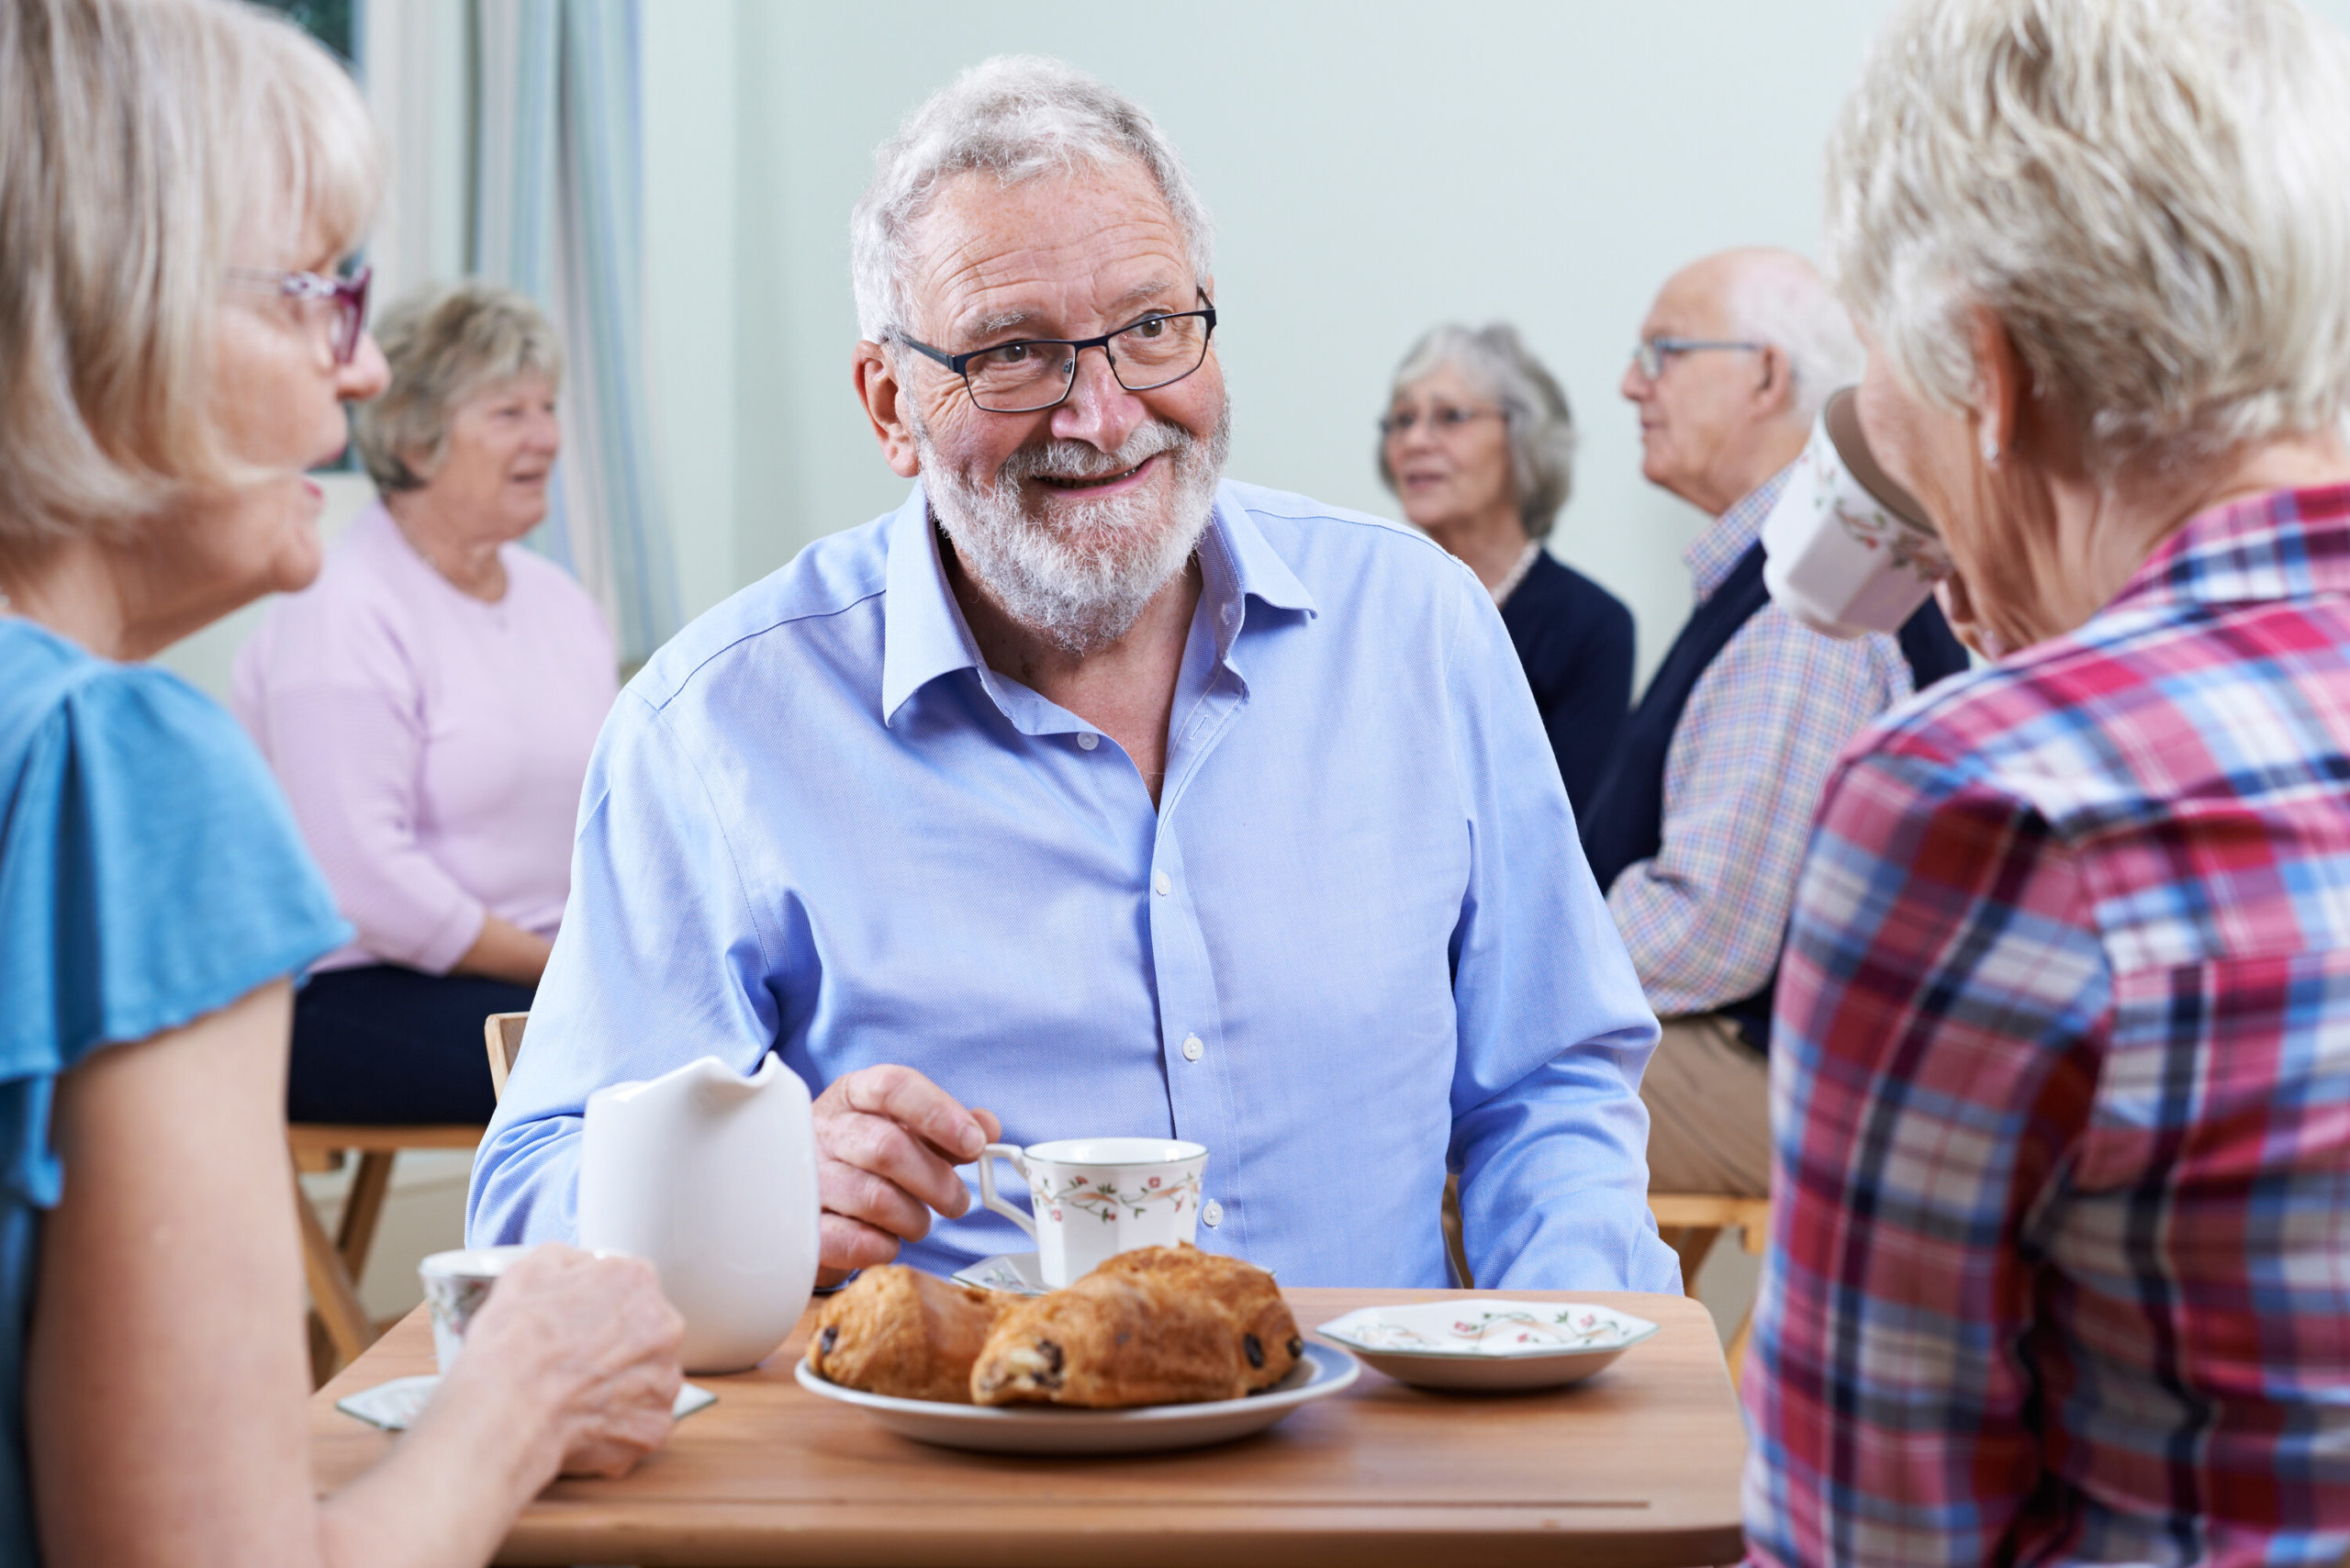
[1606,609,1904,1016]
[1438,567,1678,1294]
[467,687,778,1245]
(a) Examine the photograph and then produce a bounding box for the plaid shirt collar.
[1685,463,1795,604]
[2106,483,2350,617]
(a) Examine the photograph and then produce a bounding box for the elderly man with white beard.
[468,56,1675,1294]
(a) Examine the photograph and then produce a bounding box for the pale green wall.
[717,0,1908,680]
[164,0,2350,701]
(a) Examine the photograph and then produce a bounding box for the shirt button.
[1202,1199,1225,1228]
[1181,1035,1203,1061]
[1153,871,1171,897]
[1077,733,1099,751]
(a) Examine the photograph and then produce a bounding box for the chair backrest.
[484,1012,529,1103]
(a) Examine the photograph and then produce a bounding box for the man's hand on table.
[812,1065,1001,1285]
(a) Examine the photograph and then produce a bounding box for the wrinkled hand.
[811,1065,1001,1284]
[453,1244,685,1480]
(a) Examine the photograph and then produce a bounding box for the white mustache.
[997,424,1186,485]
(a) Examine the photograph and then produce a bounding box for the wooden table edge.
[489,1506,1745,1568]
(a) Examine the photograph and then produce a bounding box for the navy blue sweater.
[1499,552,1636,819]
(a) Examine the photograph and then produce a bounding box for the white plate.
[1315,1299,1657,1392]
[950,1252,1050,1295]
[796,1340,1359,1454]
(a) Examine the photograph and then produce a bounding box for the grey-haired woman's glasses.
[896,292,1217,413]
[227,264,373,366]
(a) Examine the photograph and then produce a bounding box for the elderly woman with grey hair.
[1379,324,1632,812]
[1744,0,2350,1562]
[234,281,616,1126]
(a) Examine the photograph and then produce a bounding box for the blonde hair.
[0,0,381,549]
[1826,0,2350,476]
[354,281,564,494]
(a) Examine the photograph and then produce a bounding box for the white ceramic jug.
[576,1053,820,1373]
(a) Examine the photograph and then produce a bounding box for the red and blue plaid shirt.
[1744,486,2350,1566]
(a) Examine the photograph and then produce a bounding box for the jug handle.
[975,1144,1036,1241]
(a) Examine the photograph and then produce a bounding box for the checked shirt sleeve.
[1607,607,1905,1016]
[1740,744,2111,1568]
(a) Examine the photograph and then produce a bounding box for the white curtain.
[473,0,681,665]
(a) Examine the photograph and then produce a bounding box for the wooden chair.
[484,1011,528,1102]
[289,1120,484,1376]
[1650,1192,1771,1381]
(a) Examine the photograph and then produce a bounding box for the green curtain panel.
[473,0,681,665]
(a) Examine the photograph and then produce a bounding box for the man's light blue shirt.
[468,478,1676,1292]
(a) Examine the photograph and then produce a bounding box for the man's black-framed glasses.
[1631,336,1764,381]
[897,291,1218,413]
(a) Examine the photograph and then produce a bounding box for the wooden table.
[311,1287,1746,1567]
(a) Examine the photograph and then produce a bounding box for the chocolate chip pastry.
[803,1265,1009,1403]
[971,1245,1301,1407]
[1094,1244,1303,1391]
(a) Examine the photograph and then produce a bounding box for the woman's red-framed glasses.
[227,264,373,365]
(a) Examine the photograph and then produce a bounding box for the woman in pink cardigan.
[235,282,617,1124]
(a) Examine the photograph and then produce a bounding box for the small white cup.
[1760,386,1953,639]
[977,1137,1208,1287]
[418,1244,531,1373]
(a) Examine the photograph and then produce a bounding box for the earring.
[1981,434,2001,465]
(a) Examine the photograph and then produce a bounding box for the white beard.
[917,398,1232,655]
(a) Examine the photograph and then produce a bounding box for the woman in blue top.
[0,3,684,1563]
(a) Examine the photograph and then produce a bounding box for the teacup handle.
[975,1143,1036,1241]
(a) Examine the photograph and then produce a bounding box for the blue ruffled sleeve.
[0,634,351,1208]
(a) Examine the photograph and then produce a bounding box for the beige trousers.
[1639,1014,1772,1197]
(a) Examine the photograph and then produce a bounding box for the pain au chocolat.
[971,1244,1301,1407]
[804,1265,1009,1404]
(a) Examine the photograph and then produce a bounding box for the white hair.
[1826,0,2350,475]
[915,400,1231,655]
[849,55,1214,343]
[1379,322,1578,538]
[1724,251,1863,423]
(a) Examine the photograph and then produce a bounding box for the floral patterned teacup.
[1759,386,1954,640]
[976,1138,1208,1287]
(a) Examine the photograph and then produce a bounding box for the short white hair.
[1826,0,2350,475]
[1724,251,1862,423]
[849,55,1214,343]
[1380,322,1578,539]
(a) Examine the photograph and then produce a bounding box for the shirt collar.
[878,480,1319,726]
[879,482,984,726]
[1686,463,1795,603]
[2107,483,2350,617]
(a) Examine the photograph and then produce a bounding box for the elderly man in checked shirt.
[1740,0,2350,1562]
[1580,248,1966,1205]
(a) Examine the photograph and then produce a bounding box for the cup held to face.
[976,1137,1208,1286]
[1761,386,1953,638]
[418,1244,532,1373]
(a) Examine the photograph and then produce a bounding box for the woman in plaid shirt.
[1744,0,2350,1562]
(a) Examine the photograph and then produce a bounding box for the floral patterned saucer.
[950,1253,1052,1295]
[1315,1299,1657,1391]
